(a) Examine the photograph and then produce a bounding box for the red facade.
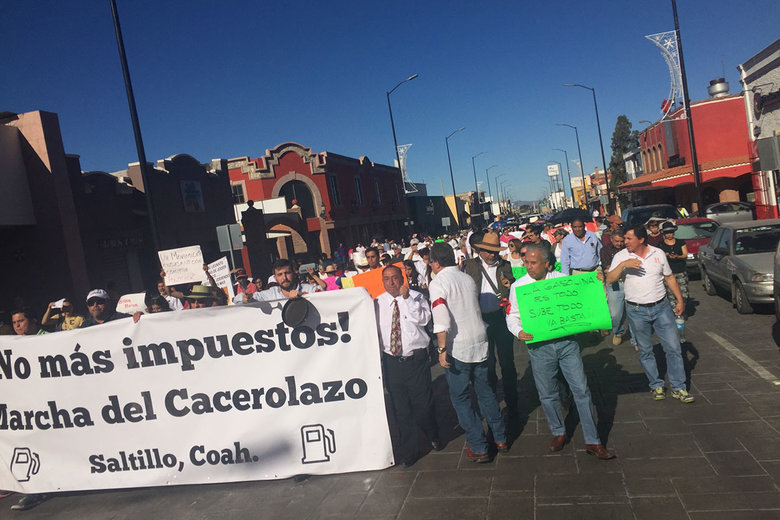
[621,95,754,212]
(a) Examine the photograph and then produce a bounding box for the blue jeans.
[445,358,506,453]
[527,339,601,445]
[625,300,686,390]
[605,281,627,336]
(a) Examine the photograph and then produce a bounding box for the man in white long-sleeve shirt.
[506,244,614,460]
[375,265,441,467]
[428,243,507,462]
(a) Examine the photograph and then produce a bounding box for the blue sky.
[2,1,777,202]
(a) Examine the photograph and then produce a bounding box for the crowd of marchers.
[1,213,695,509]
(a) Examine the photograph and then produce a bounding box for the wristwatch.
[437,347,446,354]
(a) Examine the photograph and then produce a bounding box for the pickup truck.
[698,219,780,313]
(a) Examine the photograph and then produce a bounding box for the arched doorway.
[280,180,316,219]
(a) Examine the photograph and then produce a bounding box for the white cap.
[410,238,420,245]
[86,289,109,302]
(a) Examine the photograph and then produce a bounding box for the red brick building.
[228,142,408,267]
[620,87,753,212]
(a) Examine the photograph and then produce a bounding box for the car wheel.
[702,269,716,295]
[734,280,754,314]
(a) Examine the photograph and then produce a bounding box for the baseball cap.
[410,238,420,245]
[86,289,109,302]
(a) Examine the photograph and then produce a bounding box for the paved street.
[2,281,779,519]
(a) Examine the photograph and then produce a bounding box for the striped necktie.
[390,299,402,356]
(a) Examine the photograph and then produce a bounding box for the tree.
[608,115,639,210]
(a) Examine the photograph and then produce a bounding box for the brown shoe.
[549,435,568,452]
[585,444,616,460]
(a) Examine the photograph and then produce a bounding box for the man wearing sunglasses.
[83,289,130,327]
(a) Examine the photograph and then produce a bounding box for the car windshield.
[676,222,718,240]
[628,206,680,224]
[733,225,780,255]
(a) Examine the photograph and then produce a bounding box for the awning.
[620,156,752,192]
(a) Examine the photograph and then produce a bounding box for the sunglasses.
[87,299,105,307]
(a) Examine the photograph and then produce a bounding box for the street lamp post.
[501,181,511,214]
[386,74,418,195]
[485,164,498,208]
[671,0,704,215]
[471,151,486,223]
[553,148,576,206]
[556,124,587,208]
[564,83,611,210]
[445,126,465,198]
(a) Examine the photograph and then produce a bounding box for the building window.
[231,183,245,204]
[327,176,341,206]
[374,179,382,203]
[354,177,363,205]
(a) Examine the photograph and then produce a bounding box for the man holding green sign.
[505,244,614,460]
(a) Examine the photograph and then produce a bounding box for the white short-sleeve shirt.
[609,246,672,304]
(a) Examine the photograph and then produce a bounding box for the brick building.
[620,83,753,212]
[228,142,408,270]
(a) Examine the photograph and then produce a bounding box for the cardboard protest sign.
[202,257,235,304]
[511,262,561,280]
[158,246,205,286]
[0,289,392,493]
[514,271,610,343]
[116,292,147,314]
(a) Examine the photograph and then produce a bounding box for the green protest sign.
[514,271,610,344]
[511,262,561,280]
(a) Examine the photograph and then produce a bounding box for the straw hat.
[473,232,504,252]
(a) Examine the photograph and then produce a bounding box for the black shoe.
[11,494,48,511]
[401,456,418,468]
[431,439,443,452]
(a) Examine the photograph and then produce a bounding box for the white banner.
[0,289,392,493]
[203,257,235,304]
[158,246,205,286]
[547,164,560,177]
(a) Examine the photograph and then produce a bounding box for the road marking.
[706,332,780,385]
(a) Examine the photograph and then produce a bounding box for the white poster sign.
[0,289,392,493]
[158,246,205,286]
[203,257,235,304]
[116,292,147,315]
[547,164,560,177]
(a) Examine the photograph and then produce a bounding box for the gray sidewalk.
[2,282,779,519]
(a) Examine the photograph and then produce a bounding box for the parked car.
[775,240,780,321]
[698,219,780,313]
[704,201,755,224]
[673,217,719,275]
[621,204,682,227]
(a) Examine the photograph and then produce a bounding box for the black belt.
[626,297,666,307]
[383,349,427,362]
[571,266,598,272]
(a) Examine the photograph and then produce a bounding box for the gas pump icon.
[300,424,336,464]
[10,448,40,482]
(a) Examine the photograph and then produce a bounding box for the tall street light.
[485,164,498,205]
[553,148,576,206]
[501,180,511,213]
[671,0,704,215]
[471,152,486,224]
[494,173,507,208]
[471,152,486,202]
[564,83,611,209]
[386,73,418,194]
[110,0,160,252]
[445,126,465,198]
[556,124,587,208]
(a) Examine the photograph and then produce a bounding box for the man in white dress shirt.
[429,243,507,462]
[375,265,441,467]
[505,244,614,459]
